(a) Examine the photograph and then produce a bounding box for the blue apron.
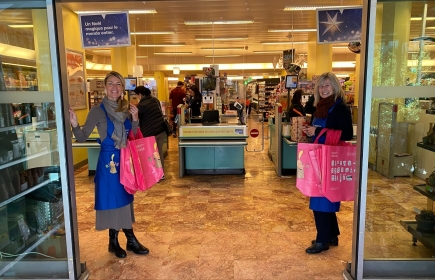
[309,99,342,213]
[94,103,134,210]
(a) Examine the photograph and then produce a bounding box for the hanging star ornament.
[320,12,343,37]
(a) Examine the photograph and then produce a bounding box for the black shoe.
[311,237,339,246]
[123,228,149,255]
[306,242,329,254]
[108,229,127,258]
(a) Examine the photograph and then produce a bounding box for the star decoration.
[320,12,343,37]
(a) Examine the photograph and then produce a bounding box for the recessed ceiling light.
[253,51,282,54]
[426,26,435,29]
[128,10,157,14]
[75,10,157,14]
[184,20,254,25]
[136,56,148,58]
[154,52,192,55]
[411,17,435,21]
[268,29,316,32]
[201,47,245,50]
[260,41,306,45]
[139,43,186,47]
[284,6,361,11]
[195,36,248,41]
[204,55,241,58]
[131,31,175,35]
[8,24,33,28]
[332,45,349,49]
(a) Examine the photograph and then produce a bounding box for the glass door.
[0,1,81,279]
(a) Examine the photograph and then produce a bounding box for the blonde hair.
[313,72,346,106]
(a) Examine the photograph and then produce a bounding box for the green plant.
[426,170,435,186]
[416,209,435,221]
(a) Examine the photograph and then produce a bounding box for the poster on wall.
[316,7,362,44]
[66,49,87,109]
[79,12,131,49]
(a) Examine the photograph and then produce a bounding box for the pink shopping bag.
[128,129,164,191]
[296,129,328,197]
[321,138,356,202]
[120,145,138,195]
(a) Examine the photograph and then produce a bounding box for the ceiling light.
[75,10,156,14]
[173,67,180,75]
[260,41,306,45]
[284,5,361,11]
[332,45,349,49]
[131,31,175,35]
[332,61,356,68]
[1,62,36,68]
[426,27,435,29]
[205,55,241,58]
[253,51,282,54]
[195,36,248,41]
[411,17,435,21]
[139,43,185,47]
[268,29,316,32]
[91,49,110,53]
[8,24,33,28]
[184,20,254,25]
[136,56,148,58]
[201,47,245,50]
[154,52,192,55]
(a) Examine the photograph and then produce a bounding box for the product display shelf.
[417,142,435,153]
[0,221,65,275]
[0,178,51,209]
[413,184,435,211]
[400,220,435,255]
[0,149,58,171]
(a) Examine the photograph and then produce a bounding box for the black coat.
[313,101,353,141]
[137,95,166,137]
[188,98,202,116]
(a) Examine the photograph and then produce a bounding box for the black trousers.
[313,211,340,243]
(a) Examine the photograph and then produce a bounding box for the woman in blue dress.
[69,71,149,258]
[302,72,353,254]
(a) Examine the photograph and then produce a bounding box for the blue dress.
[309,100,341,213]
[94,103,134,210]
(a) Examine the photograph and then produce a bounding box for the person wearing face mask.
[69,71,149,259]
[302,72,353,254]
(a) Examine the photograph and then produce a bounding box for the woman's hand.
[69,106,78,127]
[129,104,139,121]
[303,126,316,137]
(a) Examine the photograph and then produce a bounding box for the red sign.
[250,128,259,138]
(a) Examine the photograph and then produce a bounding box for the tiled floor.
[74,121,433,280]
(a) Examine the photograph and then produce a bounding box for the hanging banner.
[282,49,294,71]
[79,12,131,49]
[316,7,362,44]
[66,49,87,109]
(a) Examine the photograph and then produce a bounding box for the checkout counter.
[72,127,168,175]
[178,106,248,177]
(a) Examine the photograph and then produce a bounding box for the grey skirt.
[95,202,135,230]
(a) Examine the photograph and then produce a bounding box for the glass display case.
[0,1,83,279]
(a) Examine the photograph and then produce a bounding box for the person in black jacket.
[302,72,353,254]
[287,89,305,122]
[134,86,166,173]
[304,94,316,115]
[185,85,202,117]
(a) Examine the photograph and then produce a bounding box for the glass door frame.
[347,0,435,279]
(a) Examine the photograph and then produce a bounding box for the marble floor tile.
[74,123,434,280]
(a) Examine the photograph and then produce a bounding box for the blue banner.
[79,12,131,49]
[316,7,362,44]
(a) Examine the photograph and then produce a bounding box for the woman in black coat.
[186,85,202,117]
[134,86,166,173]
[287,89,305,122]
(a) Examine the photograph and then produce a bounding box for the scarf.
[102,97,129,149]
[313,95,336,119]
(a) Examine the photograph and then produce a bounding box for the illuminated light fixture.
[139,43,185,47]
[336,74,350,78]
[332,45,349,49]
[268,29,316,32]
[332,61,356,68]
[201,47,245,50]
[0,43,35,60]
[173,67,180,74]
[411,17,435,21]
[260,41,306,45]
[184,20,254,25]
[205,55,241,58]
[195,36,248,41]
[284,5,361,11]
[131,31,175,35]
[2,62,36,68]
[253,51,282,54]
[408,59,435,67]
[426,26,435,29]
[75,10,157,14]
[8,24,33,28]
[136,56,148,58]
[154,52,192,55]
[91,49,110,53]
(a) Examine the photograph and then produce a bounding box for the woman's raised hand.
[69,106,78,127]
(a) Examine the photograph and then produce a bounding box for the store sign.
[316,7,362,44]
[282,49,294,71]
[79,12,131,49]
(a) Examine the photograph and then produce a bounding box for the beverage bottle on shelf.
[21,103,31,124]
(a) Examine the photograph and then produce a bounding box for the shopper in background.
[69,71,149,259]
[302,72,353,254]
[185,85,202,117]
[134,86,166,174]
[287,89,305,122]
[169,81,186,137]
[304,94,316,115]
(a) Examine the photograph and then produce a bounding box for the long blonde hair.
[313,72,346,106]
